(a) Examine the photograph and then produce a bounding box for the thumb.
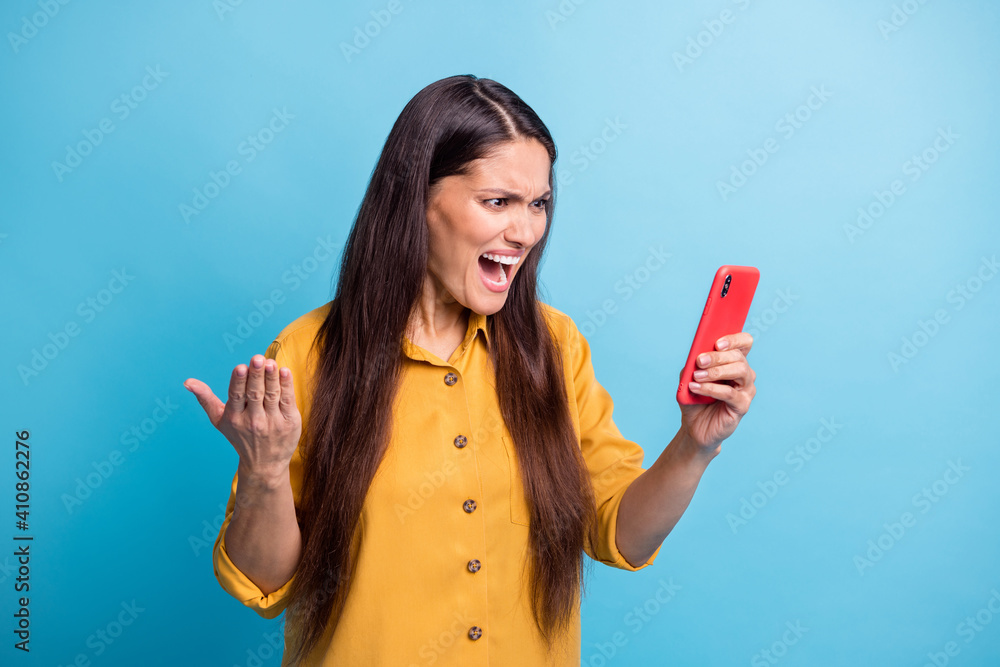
[183,378,226,427]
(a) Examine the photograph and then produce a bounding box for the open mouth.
[478,255,509,286]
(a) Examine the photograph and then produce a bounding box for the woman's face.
[424,138,551,316]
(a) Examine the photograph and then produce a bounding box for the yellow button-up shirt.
[213,300,661,665]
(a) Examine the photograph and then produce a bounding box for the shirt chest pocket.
[502,435,531,526]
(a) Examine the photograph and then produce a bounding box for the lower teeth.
[487,263,507,286]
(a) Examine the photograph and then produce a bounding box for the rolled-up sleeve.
[562,313,662,572]
[212,473,297,618]
[211,337,299,618]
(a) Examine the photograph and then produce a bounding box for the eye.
[532,197,550,210]
[484,198,507,208]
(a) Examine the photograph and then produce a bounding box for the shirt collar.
[468,309,490,348]
[401,308,490,363]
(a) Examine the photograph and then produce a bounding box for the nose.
[503,204,542,248]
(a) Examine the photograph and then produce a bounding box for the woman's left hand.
[678,332,756,451]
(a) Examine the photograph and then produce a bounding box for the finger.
[226,364,249,414]
[689,380,752,415]
[277,366,298,420]
[696,348,746,369]
[716,332,754,356]
[692,360,753,387]
[262,359,281,413]
[183,378,226,427]
[245,354,267,417]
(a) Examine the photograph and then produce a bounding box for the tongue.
[479,256,504,282]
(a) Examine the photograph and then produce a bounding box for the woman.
[184,74,756,666]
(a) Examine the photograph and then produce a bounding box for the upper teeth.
[482,253,520,265]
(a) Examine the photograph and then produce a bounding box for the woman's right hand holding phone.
[184,354,302,486]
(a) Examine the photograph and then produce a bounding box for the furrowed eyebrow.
[476,188,552,202]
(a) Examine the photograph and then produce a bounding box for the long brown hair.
[283,74,599,664]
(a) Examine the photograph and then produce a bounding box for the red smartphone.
[676,265,760,405]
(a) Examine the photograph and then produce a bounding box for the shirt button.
[444,372,458,386]
[463,499,477,513]
[468,626,483,641]
[467,559,482,573]
[454,435,467,449]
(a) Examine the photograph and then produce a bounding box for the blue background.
[2,0,998,665]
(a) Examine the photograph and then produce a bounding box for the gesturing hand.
[678,332,756,451]
[184,354,302,483]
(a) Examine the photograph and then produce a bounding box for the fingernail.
[716,339,729,350]
[280,367,290,378]
[693,370,708,380]
[237,366,247,376]
[252,356,264,368]
[689,382,701,390]
[698,354,711,366]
